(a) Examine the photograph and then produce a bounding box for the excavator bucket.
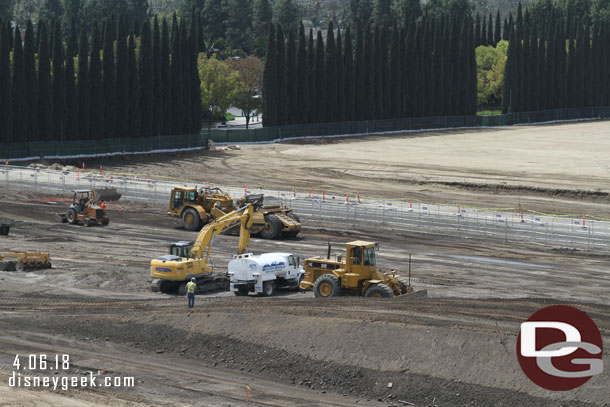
[92,188,122,202]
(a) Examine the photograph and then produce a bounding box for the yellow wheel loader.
[150,204,255,294]
[168,187,301,239]
[299,241,414,298]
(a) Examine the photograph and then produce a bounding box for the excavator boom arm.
[190,204,254,259]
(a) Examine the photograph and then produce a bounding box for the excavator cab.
[170,241,193,259]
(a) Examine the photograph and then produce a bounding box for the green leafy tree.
[38,23,53,141]
[198,54,239,120]
[202,0,227,41]
[477,41,508,107]
[40,0,64,22]
[274,0,299,34]
[348,0,372,30]
[225,0,254,53]
[253,0,272,37]
[89,21,104,140]
[51,20,66,142]
[227,56,263,128]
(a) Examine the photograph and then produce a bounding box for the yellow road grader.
[0,251,51,271]
[299,241,418,298]
[168,186,301,239]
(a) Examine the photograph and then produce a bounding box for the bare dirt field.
[2,121,610,405]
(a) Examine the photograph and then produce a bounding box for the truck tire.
[260,281,276,297]
[364,283,394,298]
[282,213,301,238]
[314,274,341,298]
[234,286,249,296]
[66,208,78,224]
[182,208,201,231]
[259,214,282,239]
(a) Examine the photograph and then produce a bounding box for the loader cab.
[170,241,194,259]
[170,188,198,212]
[343,241,377,287]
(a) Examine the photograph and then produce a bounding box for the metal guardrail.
[2,165,608,252]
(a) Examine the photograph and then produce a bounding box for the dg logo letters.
[516,305,603,391]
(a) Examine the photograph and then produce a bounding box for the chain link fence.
[2,165,609,253]
[2,107,610,160]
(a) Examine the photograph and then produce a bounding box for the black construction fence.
[2,107,610,160]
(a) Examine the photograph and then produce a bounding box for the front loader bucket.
[92,188,122,202]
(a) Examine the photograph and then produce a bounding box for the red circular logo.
[517,305,603,391]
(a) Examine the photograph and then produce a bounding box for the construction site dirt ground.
[1,120,610,406]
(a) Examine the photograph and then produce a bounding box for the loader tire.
[101,216,110,226]
[314,274,341,298]
[364,283,394,298]
[66,208,78,224]
[282,213,301,238]
[259,214,282,239]
[182,208,201,231]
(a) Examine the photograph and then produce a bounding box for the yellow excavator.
[150,204,254,294]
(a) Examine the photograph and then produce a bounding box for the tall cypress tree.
[51,20,65,143]
[102,20,116,139]
[306,29,316,123]
[591,24,600,106]
[403,24,415,117]
[0,21,12,142]
[23,20,38,141]
[179,19,190,134]
[574,22,585,108]
[89,21,104,141]
[12,26,26,142]
[115,15,129,138]
[363,26,374,119]
[475,13,481,46]
[38,23,53,141]
[325,22,337,123]
[127,33,141,139]
[285,29,297,125]
[188,14,201,134]
[314,30,326,123]
[567,36,577,108]
[262,23,277,126]
[557,23,567,108]
[343,27,355,122]
[380,26,390,119]
[276,25,287,125]
[502,24,515,113]
[169,14,183,133]
[336,29,345,122]
[480,16,487,46]
[583,22,592,107]
[161,18,171,134]
[152,17,163,136]
[295,23,308,124]
[494,11,502,46]
[388,25,401,118]
[65,29,77,142]
[354,25,365,119]
[139,20,154,137]
[76,24,90,139]
[487,13,494,47]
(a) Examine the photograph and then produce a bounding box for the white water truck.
[228,252,304,297]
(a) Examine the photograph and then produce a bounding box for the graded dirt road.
[2,121,610,405]
[79,119,610,218]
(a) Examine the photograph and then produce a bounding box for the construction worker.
[186,278,197,308]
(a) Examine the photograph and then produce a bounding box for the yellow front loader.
[0,251,51,271]
[150,204,254,294]
[299,241,416,298]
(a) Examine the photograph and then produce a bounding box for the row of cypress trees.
[0,13,201,145]
[475,11,505,48]
[263,16,477,127]
[502,9,610,113]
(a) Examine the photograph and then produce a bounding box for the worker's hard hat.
[191,278,196,282]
